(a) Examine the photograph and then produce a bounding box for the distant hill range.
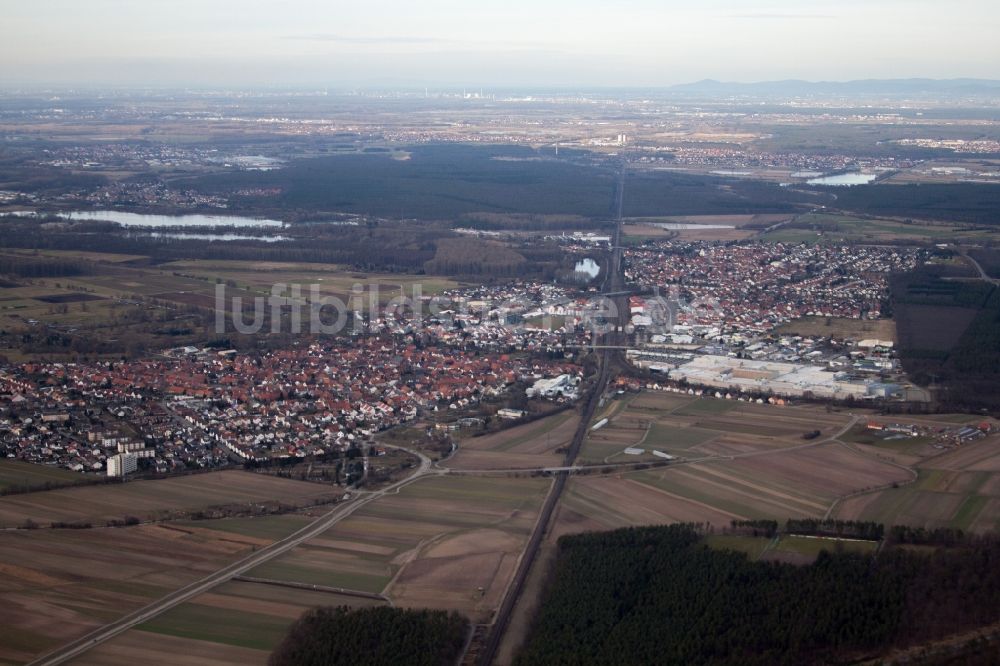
[668,78,1000,96]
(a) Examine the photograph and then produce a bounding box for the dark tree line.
[516,524,1000,666]
[0,255,90,278]
[269,606,468,666]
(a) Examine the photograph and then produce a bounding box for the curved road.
[962,250,1000,286]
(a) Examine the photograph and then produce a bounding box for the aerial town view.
[2,1,1000,665]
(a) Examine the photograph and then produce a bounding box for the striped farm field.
[245,475,550,622]
[0,515,312,664]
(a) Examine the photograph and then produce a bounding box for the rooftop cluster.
[626,241,920,337]
[0,336,574,473]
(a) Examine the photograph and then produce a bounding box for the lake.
[54,211,285,228]
[806,172,878,186]
[141,232,290,242]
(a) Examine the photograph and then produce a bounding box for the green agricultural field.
[248,561,392,592]
[174,514,313,541]
[69,582,387,664]
[672,398,739,416]
[836,467,1000,532]
[0,461,85,492]
[138,604,292,651]
[645,424,719,452]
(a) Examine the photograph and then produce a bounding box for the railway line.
[476,164,628,665]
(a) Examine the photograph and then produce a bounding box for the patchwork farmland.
[835,441,1000,532]
[65,474,551,664]
[563,392,1000,535]
[2,390,997,664]
[245,475,549,620]
[0,514,314,664]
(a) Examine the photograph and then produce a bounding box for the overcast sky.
[3,0,999,88]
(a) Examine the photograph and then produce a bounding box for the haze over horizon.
[3,0,999,88]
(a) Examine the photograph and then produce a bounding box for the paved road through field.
[27,447,434,666]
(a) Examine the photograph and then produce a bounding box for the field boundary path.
[231,575,392,604]
[27,448,434,666]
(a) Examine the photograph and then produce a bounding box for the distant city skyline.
[3,0,999,87]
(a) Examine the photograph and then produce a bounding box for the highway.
[477,164,628,665]
[27,448,435,666]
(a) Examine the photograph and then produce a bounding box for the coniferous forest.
[269,606,468,666]
[515,524,1000,665]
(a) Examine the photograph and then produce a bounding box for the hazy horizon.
[3,0,999,88]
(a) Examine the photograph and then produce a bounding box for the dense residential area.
[0,339,577,474]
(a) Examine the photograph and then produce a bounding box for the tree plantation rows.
[269,606,468,666]
[515,524,1000,665]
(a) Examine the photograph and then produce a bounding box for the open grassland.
[161,259,460,304]
[0,250,459,360]
[623,215,788,242]
[0,471,338,527]
[775,315,897,343]
[580,393,852,463]
[0,515,310,664]
[703,534,877,565]
[246,475,549,622]
[760,213,994,245]
[760,535,879,566]
[445,410,578,470]
[0,461,86,493]
[841,423,940,460]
